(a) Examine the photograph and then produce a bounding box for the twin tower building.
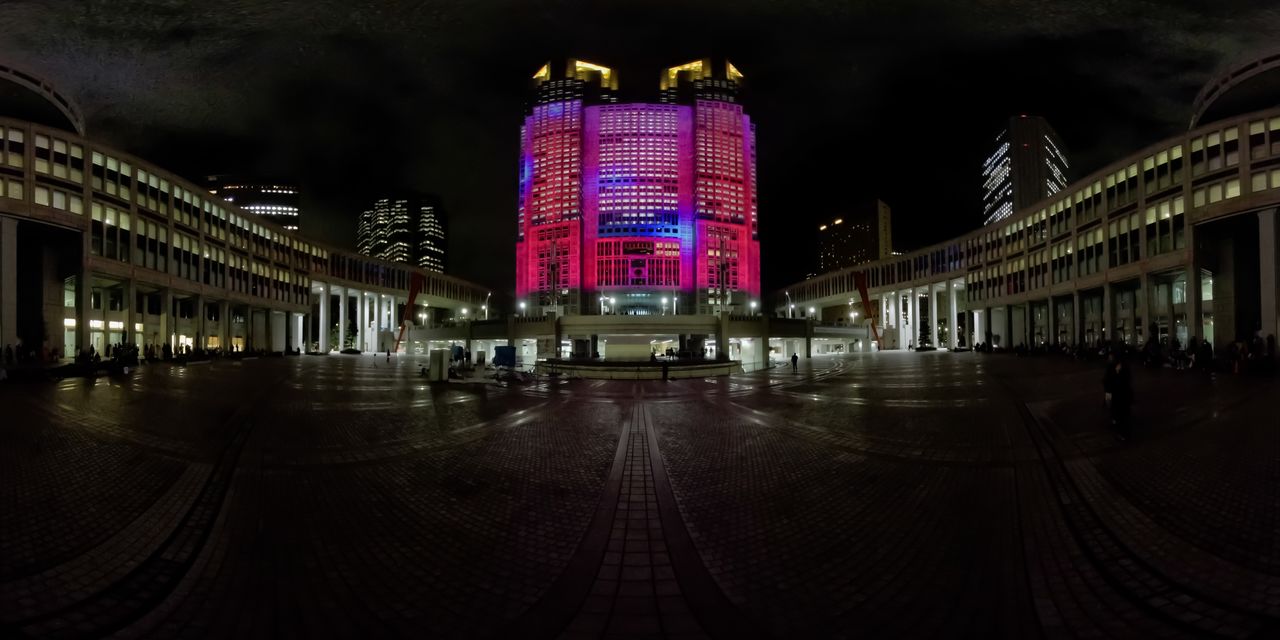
[515,58,761,316]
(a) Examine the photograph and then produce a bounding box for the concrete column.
[910,288,920,348]
[125,278,138,345]
[1047,297,1056,347]
[159,289,172,350]
[357,292,367,352]
[1072,290,1081,345]
[75,265,91,355]
[1102,282,1113,345]
[0,217,16,350]
[928,283,938,347]
[949,283,959,349]
[1138,273,1151,345]
[318,282,330,353]
[804,316,812,358]
[1025,303,1034,346]
[219,300,230,351]
[1186,221,1203,345]
[195,295,206,349]
[760,315,771,368]
[1004,304,1013,348]
[337,288,347,350]
[1259,209,1278,341]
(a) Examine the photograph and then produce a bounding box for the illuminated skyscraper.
[981,116,1070,226]
[356,194,447,273]
[515,58,760,315]
[206,175,301,230]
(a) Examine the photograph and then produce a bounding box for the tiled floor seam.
[639,402,764,640]
[503,400,634,638]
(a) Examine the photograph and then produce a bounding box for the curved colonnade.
[0,116,488,357]
[785,105,1280,353]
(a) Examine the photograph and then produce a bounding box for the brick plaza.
[1,353,1278,639]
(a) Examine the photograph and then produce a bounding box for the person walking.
[790,352,799,373]
[1103,352,1133,441]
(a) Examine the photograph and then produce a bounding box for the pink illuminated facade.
[516,58,760,315]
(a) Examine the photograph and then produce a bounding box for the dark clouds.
[1,0,1277,295]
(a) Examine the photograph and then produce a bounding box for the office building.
[815,200,893,273]
[515,58,760,316]
[0,60,487,359]
[781,50,1280,355]
[356,195,447,273]
[981,116,1070,226]
[206,176,302,231]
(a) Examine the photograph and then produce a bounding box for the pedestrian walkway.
[0,352,1277,638]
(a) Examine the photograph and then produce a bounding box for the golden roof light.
[572,59,616,89]
[532,63,550,81]
[661,59,707,90]
[726,61,743,82]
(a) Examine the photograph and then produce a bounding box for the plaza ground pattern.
[2,352,1278,639]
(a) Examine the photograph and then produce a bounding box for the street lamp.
[599,296,606,315]
[461,308,468,320]
[484,292,491,319]
[785,291,793,318]
[808,307,816,320]
[673,295,678,316]
[518,301,526,316]
[661,297,668,316]
[750,300,757,315]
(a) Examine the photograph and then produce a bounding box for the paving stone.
[0,353,1276,638]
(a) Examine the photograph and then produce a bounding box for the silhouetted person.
[3,344,11,366]
[791,352,799,373]
[1103,352,1132,441]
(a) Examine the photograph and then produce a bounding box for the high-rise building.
[515,57,760,315]
[815,200,893,274]
[980,115,1070,226]
[356,195,447,272]
[206,175,301,231]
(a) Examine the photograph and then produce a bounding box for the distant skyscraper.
[815,200,893,274]
[981,116,1069,226]
[206,175,301,230]
[356,195,447,272]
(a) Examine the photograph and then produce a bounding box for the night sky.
[2,0,1278,299]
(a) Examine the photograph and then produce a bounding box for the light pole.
[808,307,816,321]
[518,301,526,316]
[750,300,757,315]
[461,308,468,322]
[610,297,616,316]
[661,297,668,316]
[484,292,491,319]
[785,291,793,318]
[673,294,678,316]
[599,296,606,315]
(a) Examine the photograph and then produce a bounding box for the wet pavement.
[1,352,1277,639]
